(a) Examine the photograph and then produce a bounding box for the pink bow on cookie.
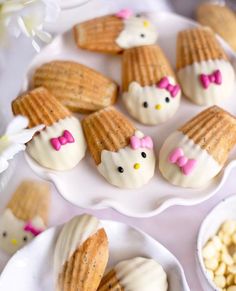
[24,222,43,237]
[168,147,197,176]
[130,135,153,150]
[157,77,180,97]
[115,8,133,19]
[50,130,75,151]
[199,69,222,89]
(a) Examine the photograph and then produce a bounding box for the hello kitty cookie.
[12,87,87,171]
[0,180,50,254]
[74,9,158,54]
[122,45,181,125]
[82,107,156,189]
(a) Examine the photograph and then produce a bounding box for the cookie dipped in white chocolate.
[99,257,168,291]
[27,116,86,171]
[97,130,156,189]
[123,78,181,125]
[178,60,235,106]
[116,13,158,49]
[54,214,103,280]
[0,209,45,255]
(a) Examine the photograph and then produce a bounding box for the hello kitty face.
[97,131,156,189]
[123,78,181,125]
[116,14,158,49]
[0,209,45,255]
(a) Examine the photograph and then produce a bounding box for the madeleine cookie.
[159,106,236,188]
[74,9,158,54]
[54,214,109,291]
[12,87,86,171]
[98,257,168,291]
[0,180,50,254]
[122,45,181,125]
[177,28,235,106]
[33,61,118,113]
[196,3,236,51]
[82,107,156,189]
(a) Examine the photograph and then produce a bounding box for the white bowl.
[0,219,190,291]
[197,194,236,290]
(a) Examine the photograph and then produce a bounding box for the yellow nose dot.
[143,20,150,27]
[11,239,18,245]
[155,104,162,110]
[134,163,140,170]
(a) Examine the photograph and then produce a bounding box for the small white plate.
[22,11,236,218]
[0,219,190,291]
[197,194,236,290]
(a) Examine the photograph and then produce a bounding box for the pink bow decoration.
[157,77,180,97]
[115,8,133,19]
[168,147,197,176]
[130,135,153,150]
[24,222,43,237]
[199,70,222,89]
[50,130,75,151]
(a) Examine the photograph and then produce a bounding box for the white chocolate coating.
[54,214,102,278]
[123,80,181,125]
[97,131,156,189]
[114,257,168,291]
[177,60,235,106]
[159,131,222,188]
[116,16,158,49]
[0,209,45,255]
[27,116,86,171]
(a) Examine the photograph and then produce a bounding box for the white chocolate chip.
[205,258,219,270]
[232,234,236,245]
[227,274,234,285]
[228,265,236,275]
[219,231,225,240]
[222,234,232,246]
[214,275,226,288]
[227,286,236,291]
[222,220,236,234]
[222,221,236,235]
[233,253,236,263]
[216,262,226,276]
[222,253,234,266]
[213,236,223,251]
[203,241,217,259]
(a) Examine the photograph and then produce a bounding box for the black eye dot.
[143,101,148,108]
[2,231,7,238]
[141,152,147,158]
[165,97,170,103]
[140,33,145,38]
[117,166,124,173]
[23,236,28,242]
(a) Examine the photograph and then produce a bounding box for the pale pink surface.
[0,1,233,290]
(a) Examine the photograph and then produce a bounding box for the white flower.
[0,115,44,173]
[0,0,60,51]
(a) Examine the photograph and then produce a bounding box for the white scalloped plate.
[22,11,236,217]
[0,219,190,291]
